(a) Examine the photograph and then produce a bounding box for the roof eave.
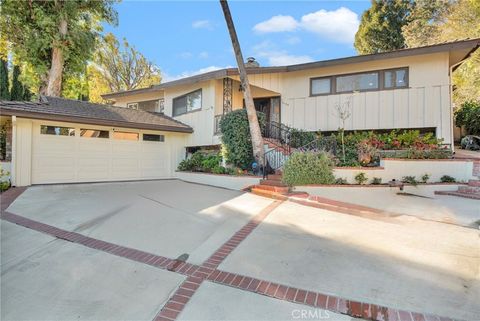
[0,108,194,133]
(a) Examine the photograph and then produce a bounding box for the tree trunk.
[45,18,67,96]
[219,0,264,167]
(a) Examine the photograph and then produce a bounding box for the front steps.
[251,170,290,197]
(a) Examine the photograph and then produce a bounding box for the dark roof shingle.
[0,96,193,133]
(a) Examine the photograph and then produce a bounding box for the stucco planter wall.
[175,171,261,191]
[333,159,474,184]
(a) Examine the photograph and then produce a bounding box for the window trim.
[80,128,110,139]
[172,88,203,117]
[310,67,409,97]
[143,133,165,142]
[40,125,75,137]
[127,102,138,110]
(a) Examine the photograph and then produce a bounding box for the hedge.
[282,151,335,186]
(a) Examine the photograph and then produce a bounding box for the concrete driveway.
[1,180,478,321]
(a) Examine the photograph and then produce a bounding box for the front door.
[252,96,281,123]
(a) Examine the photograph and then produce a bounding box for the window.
[336,72,379,93]
[310,67,409,96]
[143,134,165,142]
[127,103,138,110]
[40,125,75,136]
[384,68,408,89]
[113,131,139,141]
[173,89,202,116]
[311,77,331,95]
[80,129,109,138]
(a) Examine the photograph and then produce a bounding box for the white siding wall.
[280,52,453,144]
[164,80,217,147]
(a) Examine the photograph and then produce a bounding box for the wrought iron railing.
[296,136,337,155]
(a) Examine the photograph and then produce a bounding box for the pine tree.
[0,58,9,100]
[10,65,23,101]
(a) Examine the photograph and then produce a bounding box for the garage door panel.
[31,123,173,184]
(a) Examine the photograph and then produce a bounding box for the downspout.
[449,65,455,152]
[11,115,16,186]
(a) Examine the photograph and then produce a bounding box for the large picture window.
[173,89,202,116]
[310,67,408,96]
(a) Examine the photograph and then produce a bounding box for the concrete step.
[468,180,480,187]
[250,188,289,200]
[435,190,480,200]
[458,186,480,194]
[267,174,282,181]
[253,184,289,194]
[260,179,287,187]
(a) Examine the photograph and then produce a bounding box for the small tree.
[334,98,352,163]
[0,59,9,100]
[10,65,23,101]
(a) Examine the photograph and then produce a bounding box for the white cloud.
[198,51,209,59]
[192,20,213,30]
[253,41,313,66]
[163,65,233,82]
[285,36,301,45]
[252,7,359,44]
[300,7,359,43]
[253,15,299,33]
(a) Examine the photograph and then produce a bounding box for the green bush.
[220,109,266,169]
[177,151,206,171]
[354,172,368,185]
[455,101,480,135]
[421,173,430,184]
[335,177,348,185]
[440,175,456,183]
[282,151,335,186]
[211,165,227,174]
[402,176,418,186]
[371,177,382,185]
[202,154,222,172]
[289,129,317,148]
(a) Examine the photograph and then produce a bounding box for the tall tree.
[354,0,413,54]
[0,0,118,96]
[10,65,24,101]
[95,33,161,93]
[0,58,8,100]
[403,0,480,104]
[219,0,264,166]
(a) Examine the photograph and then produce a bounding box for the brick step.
[458,186,480,194]
[468,179,480,187]
[435,190,480,200]
[260,179,287,187]
[267,174,282,181]
[250,188,288,200]
[253,184,289,194]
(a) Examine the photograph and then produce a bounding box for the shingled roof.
[0,96,193,133]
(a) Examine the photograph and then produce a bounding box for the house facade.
[1,39,479,187]
[104,39,480,150]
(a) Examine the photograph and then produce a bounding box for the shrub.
[177,151,206,172]
[220,109,266,169]
[455,101,480,135]
[335,177,348,185]
[211,165,227,174]
[440,175,456,183]
[354,172,368,185]
[282,151,335,186]
[371,177,382,185]
[289,129,317,148]
[421,173,430,184]
[201,154,222,172]
[402,176,418,186]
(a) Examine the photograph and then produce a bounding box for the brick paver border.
[0,188,460,321]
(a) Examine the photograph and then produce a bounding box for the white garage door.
[31,122,172,184]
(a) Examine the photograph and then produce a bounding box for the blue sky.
[103,1,371,81]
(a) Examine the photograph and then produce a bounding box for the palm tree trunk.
[219,0,264,167]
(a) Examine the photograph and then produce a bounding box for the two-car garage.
[1,97,192,186]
